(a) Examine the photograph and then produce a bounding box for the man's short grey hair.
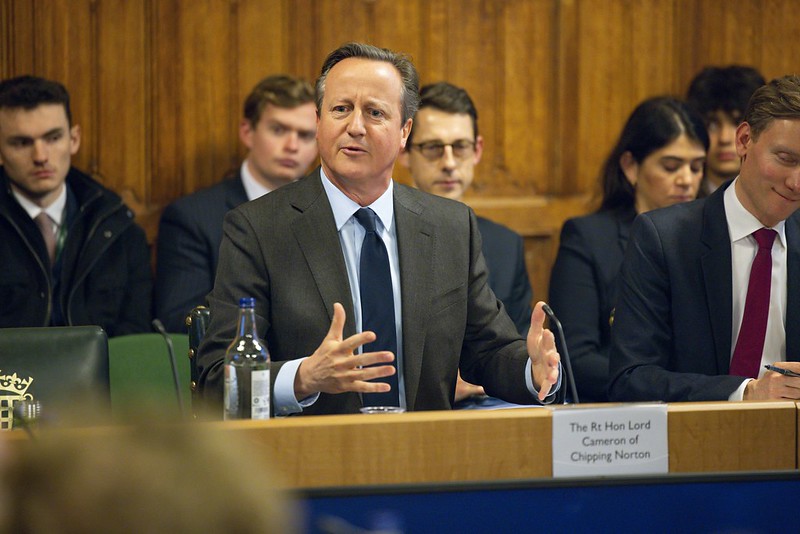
[315,42,420,125]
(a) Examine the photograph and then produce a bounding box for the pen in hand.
[763,364,800,378]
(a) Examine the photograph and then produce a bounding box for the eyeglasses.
[411,140,475,160]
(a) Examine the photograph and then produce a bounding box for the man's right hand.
[743,362,800,400]
[294,302,396,399]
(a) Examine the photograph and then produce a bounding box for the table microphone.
[541,304,580,404]
[152,319,186,418]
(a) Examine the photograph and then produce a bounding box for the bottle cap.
[239,297,256,308]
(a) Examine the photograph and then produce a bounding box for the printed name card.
[551,404,668,477]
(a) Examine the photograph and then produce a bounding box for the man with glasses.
[400,82,533,402]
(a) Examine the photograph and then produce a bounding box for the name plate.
[551,404,668,477]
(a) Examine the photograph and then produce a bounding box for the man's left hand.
[527,301,561,400]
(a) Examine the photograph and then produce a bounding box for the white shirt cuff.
[525,359,562,404]
[728,379,751,401]
[273,357,320,416]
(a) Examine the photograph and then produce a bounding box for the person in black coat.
[549,97,708,401]
[0,76,151,336]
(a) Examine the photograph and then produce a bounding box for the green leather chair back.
[108,333,190,421]
[0,326,110,428]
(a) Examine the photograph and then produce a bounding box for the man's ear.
[735,121,752,159]
[239,119,254,150]
[473,134,485,165]
[69,124,81,155]
[620,151,638,186]
[400,118,413,149]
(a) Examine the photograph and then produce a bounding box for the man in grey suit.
[154,75,318,332]
[197,42,562,416]
[400,81,533,402]
[609,75,800,402]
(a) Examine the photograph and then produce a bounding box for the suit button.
[104,230,112,238]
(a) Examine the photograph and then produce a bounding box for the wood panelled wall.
[2,0,800,301]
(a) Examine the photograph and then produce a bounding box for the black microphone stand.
[542,304,580,404]
[152,319,187,419]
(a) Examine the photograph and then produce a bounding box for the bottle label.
[223,363,238,420]
[251,369,270,420]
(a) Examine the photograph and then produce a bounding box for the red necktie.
[35,212,57,267]
[729,228,777,378]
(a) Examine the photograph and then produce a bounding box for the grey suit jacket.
[197,168,561,414]
[608,181,800,401]
[155,172,248,332]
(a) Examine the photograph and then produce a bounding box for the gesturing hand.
[527,301,561,401]
[294,302,396,399]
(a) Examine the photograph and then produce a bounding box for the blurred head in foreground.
[0,424,298,533]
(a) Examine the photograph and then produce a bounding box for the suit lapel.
[785,212,800,361]
[290,171,357,337]
[394,185,434,410]
[700,188,734,373]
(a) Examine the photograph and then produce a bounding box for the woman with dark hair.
[549,96,709,402]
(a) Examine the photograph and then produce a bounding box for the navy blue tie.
[354,208,399,407]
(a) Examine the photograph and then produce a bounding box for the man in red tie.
[0,76,152,335]
[609,75,800,402]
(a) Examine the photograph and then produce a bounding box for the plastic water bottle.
[223,297,270,420]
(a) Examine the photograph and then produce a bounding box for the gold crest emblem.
[0,370,34,430]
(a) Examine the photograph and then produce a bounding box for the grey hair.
[315,42,420,125]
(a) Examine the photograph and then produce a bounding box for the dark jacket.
[548,208,635,402]
[476,216,533,336]
[154,171,247,332]
[0,166,152,336]
[608,182,800,402]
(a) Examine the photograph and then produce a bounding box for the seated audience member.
[0,424,298,533]
[197,42,563,416]
[155,75,318,332]
[608,76,800,402]
[687,65,765,197]
[400,81,533,402]
[0,76,151,336]
[549,97,708,402]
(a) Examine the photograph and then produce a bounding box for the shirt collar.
[12,183,67,226]
[240,159,272,201]
[320,167,394,232]
[724,176,787,248]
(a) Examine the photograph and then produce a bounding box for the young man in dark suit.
[609,75,800,402]
[400,81,533,402]
[197,43,562,415]
[154,75,318,332]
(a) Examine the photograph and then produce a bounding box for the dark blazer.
[197,168,563,414]
[608,182,800,402]
[477,216,533,335]
[549,208,635,402]
[154,172,248,332]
